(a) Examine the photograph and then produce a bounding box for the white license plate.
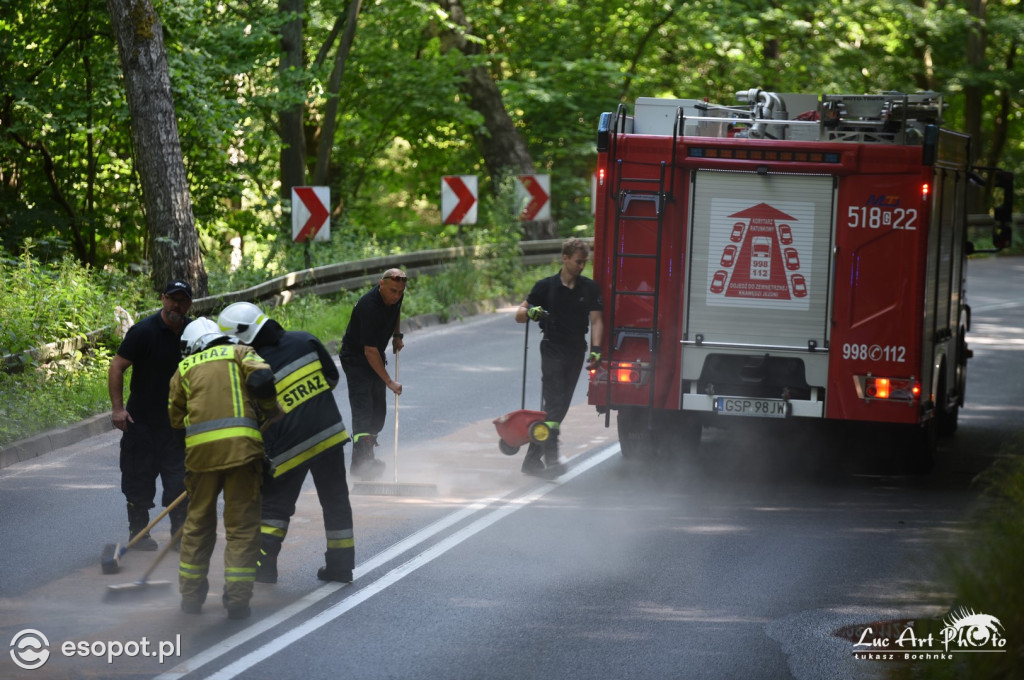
[714,397,788,418]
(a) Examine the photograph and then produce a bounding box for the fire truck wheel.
[616,408,701,460]
[936,398,960,437]
[938,358,962,436]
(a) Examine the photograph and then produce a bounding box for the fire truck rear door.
[683,170,836,372]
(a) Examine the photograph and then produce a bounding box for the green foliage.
[3,0,1022,272]
[0,243,146,356]
[271,291,356,344]
[0,347,113,445]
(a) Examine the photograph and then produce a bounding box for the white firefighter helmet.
[180,317,230,355]
[217,301,269,345]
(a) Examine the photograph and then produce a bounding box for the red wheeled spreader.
[493,310,550,456]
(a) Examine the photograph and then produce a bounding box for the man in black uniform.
[108,279,193,550]
[340,268,406,480]
[515,239,603,475]
[217,302,355,584]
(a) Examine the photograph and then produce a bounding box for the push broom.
[351,353,438,497]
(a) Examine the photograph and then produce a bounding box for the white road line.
[155,444,620,679]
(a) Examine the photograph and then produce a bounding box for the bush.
[0,243,145,356]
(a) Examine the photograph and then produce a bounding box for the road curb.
[0,298,521,470]
[0,413,112,469]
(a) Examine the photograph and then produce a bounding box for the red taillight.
[861,376,920,402]
[589,361,649,386]
[614,363,640,384]
[921,182,930,198]
[867,378,890,399]
[598,167,606,187]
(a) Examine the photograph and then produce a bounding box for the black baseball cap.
[163,279,194,299]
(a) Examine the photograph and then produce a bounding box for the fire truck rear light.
[611,362,639,384]
[858,376,920,403]
[589,361,649,386]
[867,378,890,399]
[598,168,606,186]
[922,182,930,197]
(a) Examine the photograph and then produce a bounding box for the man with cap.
[108,279,194,551]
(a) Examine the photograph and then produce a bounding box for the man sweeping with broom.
[168,318,280,619]
[339,268,407,481]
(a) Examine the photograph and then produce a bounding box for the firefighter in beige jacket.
[168,318,280,620]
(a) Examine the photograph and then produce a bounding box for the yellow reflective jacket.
[168,343,278,472]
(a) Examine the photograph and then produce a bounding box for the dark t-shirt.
[339,285,402,366]
[526,273,603,346]
[117,311,187,425]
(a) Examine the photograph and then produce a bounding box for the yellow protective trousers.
[178,460,262,610]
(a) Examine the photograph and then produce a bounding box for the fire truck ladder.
[604,157,670,426]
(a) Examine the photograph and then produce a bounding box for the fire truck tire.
[938,346,965,436]
[616,408,701,459]
[936,400,960,437]
[616,408,656,459]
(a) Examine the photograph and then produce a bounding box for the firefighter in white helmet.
[217,302,355,584]
[169,317,281,619]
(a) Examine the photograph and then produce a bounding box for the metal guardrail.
[2,239,577,371]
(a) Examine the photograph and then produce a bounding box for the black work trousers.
[261,444,354,552]
[119,420,187,509]
[341,360,388,440]
[539,337,586,427]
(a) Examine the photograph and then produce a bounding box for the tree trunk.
[312,0,362,187]
[437,0,557,240]
[106,0,207,296]
[964,0,986,165]
[279,0,307,198]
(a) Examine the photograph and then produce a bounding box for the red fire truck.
[587,89,1013,471]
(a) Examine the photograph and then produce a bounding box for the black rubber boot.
[350,436,385,480]
[521,442,545,476]
[256,536,282,584]
[181,576,208,615]
[223,593,251,620]
[543,430,561,467]
[127,502,157,551]
[316,549,353,583]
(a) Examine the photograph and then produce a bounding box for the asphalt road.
[1,255,1022,680]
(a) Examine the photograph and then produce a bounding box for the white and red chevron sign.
[441,175,478,225]
[291,186,330,243]
[517,174,550,221]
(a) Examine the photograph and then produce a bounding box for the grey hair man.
[338,268,407,479]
